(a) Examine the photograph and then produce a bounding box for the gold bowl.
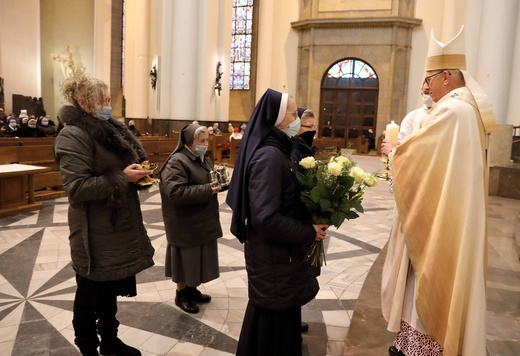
[136,163,159,186]
[137,163,158,172]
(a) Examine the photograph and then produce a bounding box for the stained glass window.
[229,0,254,90]
[323,59,378,88]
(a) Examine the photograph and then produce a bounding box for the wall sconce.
[214,61,223,96]
[149,65,157,90]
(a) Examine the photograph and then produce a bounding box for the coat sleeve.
[248,148,315,245]
[54,126,127,205]
[160,154,213,205]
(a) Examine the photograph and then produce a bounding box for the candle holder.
[378,121,399,181]
[377,132,389,180]
[378,154,389,180]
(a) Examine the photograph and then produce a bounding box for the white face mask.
[422,94,434,108]
[281,117,301,137]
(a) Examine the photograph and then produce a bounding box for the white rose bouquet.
[296,155,378,267]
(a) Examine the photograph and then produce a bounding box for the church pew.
[209,133,231,164]
[228,137,241,167]
[314,137,346,160]
[16,145,64,199]
[0,136,181,203]
[138,137,179,169]
[0,147,19,164]
[356,135,370,154]
[0,137,56,147]
[0,143,65,201]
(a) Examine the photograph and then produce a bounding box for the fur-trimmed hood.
[57,105,147,164]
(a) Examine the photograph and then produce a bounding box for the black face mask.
[299,130,316,146]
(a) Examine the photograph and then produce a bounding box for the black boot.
[176,288,199,313]
[74,335,100,356]
[94,290,138,355]
[100,338,141,356]
[301,322,309,333]
[186,286,211,303]
[389,346,405,356]
[73,290,100,355]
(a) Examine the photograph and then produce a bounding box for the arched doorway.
[319,58,379,149]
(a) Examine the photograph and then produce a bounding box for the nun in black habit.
[159,124,222,314]
[226,89,328,355]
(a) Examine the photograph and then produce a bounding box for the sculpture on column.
[150,65,157,90]
[214,61,223,96]
[52,45,76,79]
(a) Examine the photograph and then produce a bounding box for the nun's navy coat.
[244,129,318,310]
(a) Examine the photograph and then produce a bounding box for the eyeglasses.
[424,70,444,86]
[301,124,317,130]
[287,110,298,119]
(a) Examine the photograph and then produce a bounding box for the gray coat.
[54,106,155,281]
[159,147,222,247]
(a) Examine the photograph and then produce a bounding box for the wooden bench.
[228,137,241,167]
[138,137,178,169]
[208,133,231,164]
[0,164,52,217]
[314,137,346,160]
[356,135,370,154]
[0,136,181,203]
[0,137,56,147]
[0,143,65,201]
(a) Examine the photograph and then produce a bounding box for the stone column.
[164,0,200,120]
[473,0,518,124]
[123,0,151,119]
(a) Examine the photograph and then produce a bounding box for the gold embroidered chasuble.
[384,86,489,355]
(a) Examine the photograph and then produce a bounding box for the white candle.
[386,121,400,144]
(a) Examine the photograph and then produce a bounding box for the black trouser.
[73,274,120,352]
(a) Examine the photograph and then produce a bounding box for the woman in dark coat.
[54,75,155,356]
[226,89,328,356]
[159,124,222,314]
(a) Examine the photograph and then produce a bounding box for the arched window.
[320,58,379,148]
[229,0,254,90]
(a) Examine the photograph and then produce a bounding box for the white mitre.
[426,26,496,133]
[426,27,466,71]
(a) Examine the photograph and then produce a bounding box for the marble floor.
[0,155,518,356]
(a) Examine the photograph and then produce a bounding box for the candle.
[385,121,400,144]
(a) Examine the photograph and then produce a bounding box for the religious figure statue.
[214,61,223,96]
[52,45,76,79]
[150,65,157,90]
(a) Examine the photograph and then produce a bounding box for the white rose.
[327,161,342,176]
[363,173,378,187]
[299,156,317,169]
[335,156,351,165]
[351,166,366,183]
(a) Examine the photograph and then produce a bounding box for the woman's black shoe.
[100,337,141,355]
[301,322,309,332]
[186,286,211,303]
[175,289,199,313]
[389,345,405,356]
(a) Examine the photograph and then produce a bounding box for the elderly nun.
[159,124,222,314]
